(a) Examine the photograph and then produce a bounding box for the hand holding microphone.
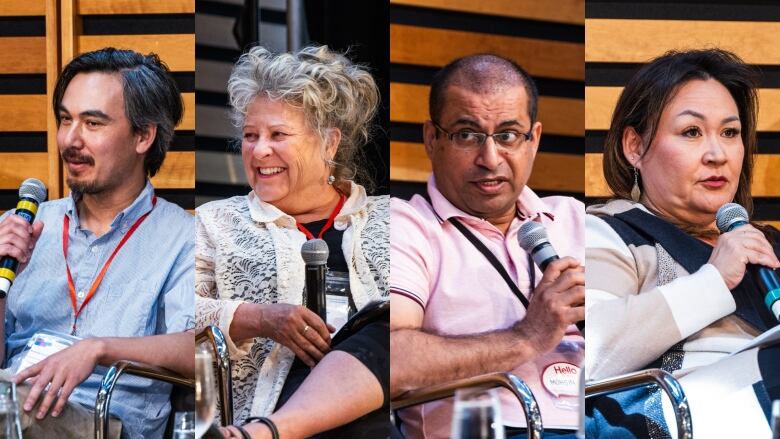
[514,221,585,354]
[0,178,47,298]
[713,203,780,321]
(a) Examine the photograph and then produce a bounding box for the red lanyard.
[296,194,346,240]
[62,196,157,333]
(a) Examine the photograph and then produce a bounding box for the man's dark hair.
[428,54,539,125]
[53,47,183,177]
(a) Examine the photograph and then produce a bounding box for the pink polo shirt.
[391,177,585,437]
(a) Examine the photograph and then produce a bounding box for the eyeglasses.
[432,121,533,152]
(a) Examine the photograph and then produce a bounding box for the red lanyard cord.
[62,196,157,333]
[296,194,346,240]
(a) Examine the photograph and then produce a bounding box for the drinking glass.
[0,381,21,439]
[451,387,505,439]
[173,411,195,439]
[195,344,217,439]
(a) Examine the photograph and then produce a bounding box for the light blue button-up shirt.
[3,181,194,438]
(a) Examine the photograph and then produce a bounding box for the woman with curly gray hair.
[195,45,389,438]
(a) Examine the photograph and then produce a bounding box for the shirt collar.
[65,180,155,229]
[426,175,555,224]
[247,181,369,228]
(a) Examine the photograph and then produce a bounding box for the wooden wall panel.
[151,151,194,188]
[0,153,50,190]
[0,1,45,16]
[586,19,780,65]
[0,38,46,74]
[390,0,584,25]
[391,24,583,81]
[78,34,195,72]
[0,95,47,131]
[78,0,194,15]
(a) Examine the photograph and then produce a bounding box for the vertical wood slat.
[45,0,61,199]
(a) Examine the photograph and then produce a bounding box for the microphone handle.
[751,266,780,321]
[304,264,327,322]
[0,196,40,298]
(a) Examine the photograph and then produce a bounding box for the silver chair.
[94,325,233,439]
[585,368,693,439]
[391,372,543,439]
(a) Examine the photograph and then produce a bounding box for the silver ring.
[303,325,310,333]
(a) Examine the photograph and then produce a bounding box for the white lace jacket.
[194,183,389,422]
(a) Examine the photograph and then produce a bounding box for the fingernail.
[24,404,31,411]
[36,412,43,419]
[52,411,59,417]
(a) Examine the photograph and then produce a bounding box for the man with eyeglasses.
[389,54,584,438]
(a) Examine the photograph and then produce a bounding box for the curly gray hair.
[227,45,380,189]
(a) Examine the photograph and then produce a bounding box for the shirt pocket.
[82,279,160,337]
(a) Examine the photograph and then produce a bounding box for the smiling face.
[241,95,336,214]
[57,72,148,194]
[629,79,745,226]
[424,84,541,223]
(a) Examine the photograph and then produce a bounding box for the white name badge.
[14,330,80,374]
[541,362,580,398]
[326,294,350,333]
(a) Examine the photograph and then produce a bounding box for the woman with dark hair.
[586,49,780,437]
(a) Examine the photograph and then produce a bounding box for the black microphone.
[518,221,584,333]
[301,239,328,322]
[0,178,47,299]
[716,203,780,322]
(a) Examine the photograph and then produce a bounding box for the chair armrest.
[95,361,194,439]
[585,368,692,439]
[391,372,543,439]
[197,325,234,425]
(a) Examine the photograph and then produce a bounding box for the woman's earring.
[630,167,641,202]
[327,175,335,185]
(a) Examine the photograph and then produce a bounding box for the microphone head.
[518,221,549,252]
[19,178,47,204]
[716,203,749,233]
[301,239,329,266]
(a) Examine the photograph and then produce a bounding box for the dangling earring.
[630,167,641,202]
[327,175,335,185]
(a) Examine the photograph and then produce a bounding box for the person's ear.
[622,126,644,168]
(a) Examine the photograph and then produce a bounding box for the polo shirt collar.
[426,176,555,224]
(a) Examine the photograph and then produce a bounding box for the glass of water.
[195,344,217,438]
[173,411,195,439]
[0,381,21,439]
[451,387,505,439]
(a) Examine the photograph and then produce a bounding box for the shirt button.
[77,291,85,299]
[90,246,98,254]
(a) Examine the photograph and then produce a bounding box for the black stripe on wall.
[173,73,196,93]
[196,91,229,107]
[196,136,238,152]
[585,196,780,221]
[81,14,195,35]
[587,1,780,21]
[390,4,584,43]
[587,130,780,154]
[392,64,585,100]
[197,0,244,18]
[0,17,45,37]
[0,132,46,153]
[587,63,780,88]
[196,44,242,63]
[0,74,46,94]
[156,189,195,210]
[196,182,249,198]
[171,130,195,151]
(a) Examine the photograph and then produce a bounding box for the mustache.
[61,148,95,166]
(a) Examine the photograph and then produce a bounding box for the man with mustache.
[390,54,585,438]
[0,48,194,438]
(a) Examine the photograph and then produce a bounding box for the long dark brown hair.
[602,49,760,222]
